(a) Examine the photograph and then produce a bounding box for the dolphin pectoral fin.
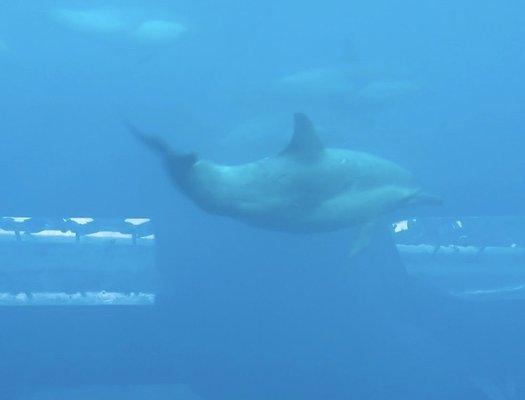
[349,220,377,258]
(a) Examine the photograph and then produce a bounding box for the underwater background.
[0,0,524,399]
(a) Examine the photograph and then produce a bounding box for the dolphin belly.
[216,185,419,233]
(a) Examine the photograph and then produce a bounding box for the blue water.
[1,1,524,399]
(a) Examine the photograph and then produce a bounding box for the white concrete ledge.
[0,291,155,306]
[398,244,525,263]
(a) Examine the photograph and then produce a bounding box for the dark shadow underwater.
[153,212,525,400]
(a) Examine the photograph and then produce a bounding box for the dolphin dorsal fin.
[280,113,324,160]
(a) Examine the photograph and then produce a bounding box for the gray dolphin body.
[133,114,439,250]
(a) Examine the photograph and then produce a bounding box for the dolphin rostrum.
[131,113,440,254]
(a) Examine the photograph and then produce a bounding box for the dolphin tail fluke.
[124,121,172,157]
[125,121,197,178]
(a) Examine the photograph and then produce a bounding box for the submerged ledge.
[0,291,155,306]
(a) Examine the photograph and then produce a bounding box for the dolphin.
[131,113,440,253]
[51,8,187,43]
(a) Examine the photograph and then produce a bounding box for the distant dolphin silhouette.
[130,113,440,254]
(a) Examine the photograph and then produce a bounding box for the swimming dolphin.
[131,113,440,254]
